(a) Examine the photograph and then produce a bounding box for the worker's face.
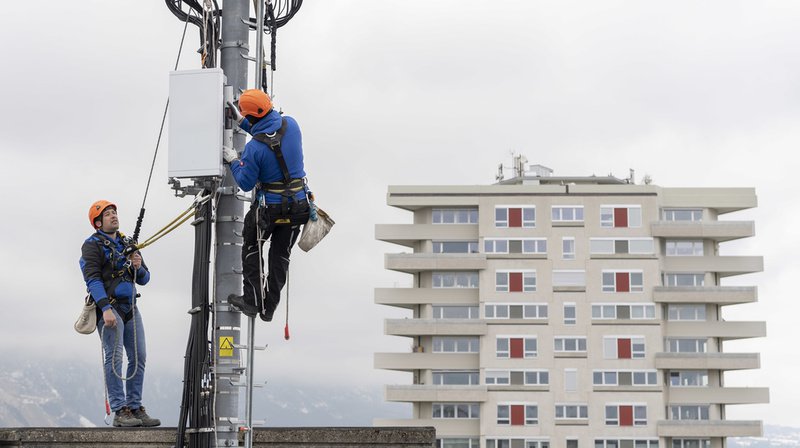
[99,207,119,233]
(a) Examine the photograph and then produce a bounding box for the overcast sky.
[1,0,798,427]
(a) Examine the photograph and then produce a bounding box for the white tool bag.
[298,206,334,252]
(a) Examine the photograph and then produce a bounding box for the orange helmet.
[88,200,116,229]
[238,89,272,118]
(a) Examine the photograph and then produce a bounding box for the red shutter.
[614,208,628,228]
[509,208,522,227]
[615,272,630,292]
[510,405,525,425]
[619,405,633,426]
[617,338,632,359]
[509,272,523,292]
[510,338,524,358]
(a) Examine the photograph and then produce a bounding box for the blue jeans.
[97,307,147,411]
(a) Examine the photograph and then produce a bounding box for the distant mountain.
[730,427,800,448]
[0,356,408,427]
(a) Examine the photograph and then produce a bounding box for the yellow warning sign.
[219,336,234,357]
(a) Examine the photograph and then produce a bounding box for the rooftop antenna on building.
[495,163,504,182]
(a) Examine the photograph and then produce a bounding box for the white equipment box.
[168,68,226,178]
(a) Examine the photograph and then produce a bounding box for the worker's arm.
[228,141,260,192]
[131,252,150,286]
[79,240,112,312]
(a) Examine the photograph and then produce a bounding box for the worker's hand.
[227,101,244,125]
[223,146,239,164]
[130,252,142,270]
[103,309,117,328]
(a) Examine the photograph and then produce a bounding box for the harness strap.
[252,118,291,183]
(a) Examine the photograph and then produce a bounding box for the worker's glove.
[227,101,244,125]
[222,146,239,164]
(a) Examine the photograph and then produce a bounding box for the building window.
[563,303,577,325]
[671,439,711,448]
[602,271,644,292]
[600,205,642,228]
[596,440,658,448]
[432,370,480,385]
[562,237,576,259]
[433,241,479,254]
[590,238,655,255]
[487,370,550,386]
[555,404,588,420]
[433,305,480,319]
[566,440,578,448]
[593,370,658,386]
[552,206,584,223]
[495,206,536,228]
[554,337,587,353]
[663,273,705,287]
[667,304,706,321]
[497,404,538,425]
[485,238,547,254]
[663,208,702,222]
[603,337,646,359]
[432,337,479,353]
[605,404,647,426]
[669,370,709,387]
[433,208,478,224]
[525,370,550,385]
[432,272,479,288]
[591,304,656,320]
[666,240,704,257]
[436,438,479,448]
[553,270,586,288]
[485,304,548,320]
[669,405,710,421]
[496,270,536,292]
[497,336,537,359]
[432,403,480,419]
[486,440,549,448]
[666,338,708,353]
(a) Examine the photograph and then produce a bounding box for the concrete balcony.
[375,287,480,309]
[657,420,762,438]
[385,319,487,337]
[668,387,770,405]
[655,353,760,371]
[385,253,487,273]
[375,224,479,248]
[653,286,757,305]
[658,187,757,214]
[665,321,766,341]
[373,418,480,435]
[662,256,763,277]
[374,352,479,372]
[651,220,755,242]
[385,385,488,402]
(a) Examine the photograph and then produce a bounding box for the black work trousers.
[241,201,309,313]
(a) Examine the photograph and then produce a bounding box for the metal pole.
[217,0,249,446]
[244,5,265,447]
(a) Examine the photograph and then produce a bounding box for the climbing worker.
[223,89,311,322]
[79,201,161,428]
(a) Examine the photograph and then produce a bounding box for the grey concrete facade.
[374,171,768,448]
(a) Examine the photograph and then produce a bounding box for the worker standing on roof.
[79,201,161,428]
[224,89,311,322]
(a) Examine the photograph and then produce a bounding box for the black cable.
[176,193,213,448]
[132,8,193,244]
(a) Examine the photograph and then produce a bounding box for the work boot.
[228,294,258,317]
[113,406,142,427]
[259,299,278,322]
[131,406,161,427]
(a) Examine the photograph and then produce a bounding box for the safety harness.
[92,231,138,323]
[251,118,308,223]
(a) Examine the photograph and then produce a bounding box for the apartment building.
[374,166,769,448]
